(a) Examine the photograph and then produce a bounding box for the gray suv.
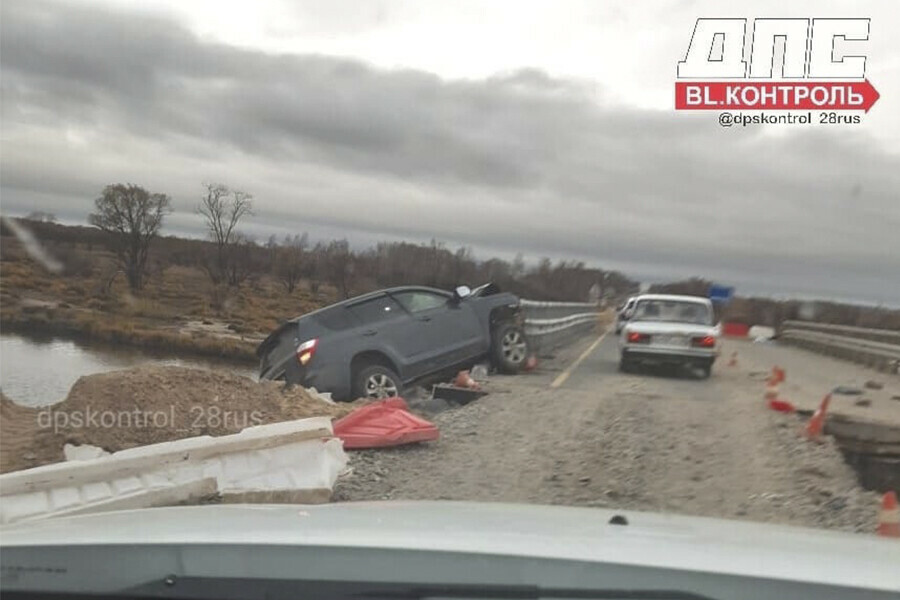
[257,283,527,400]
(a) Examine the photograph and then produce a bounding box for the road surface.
[335,331,888,533]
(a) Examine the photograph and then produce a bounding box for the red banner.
[675,80,879,112]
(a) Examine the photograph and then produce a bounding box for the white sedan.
[618,294,719,378]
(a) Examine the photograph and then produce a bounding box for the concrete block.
[0,418,347,524]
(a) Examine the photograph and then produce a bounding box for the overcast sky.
[1,0,899,304]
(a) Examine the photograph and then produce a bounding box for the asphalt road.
[335,331,882,533]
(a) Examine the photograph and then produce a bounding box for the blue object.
[708,285,734,304]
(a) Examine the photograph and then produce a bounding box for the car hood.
[625,321,718,336]
[1,501,897,596]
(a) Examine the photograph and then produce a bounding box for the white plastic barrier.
[748,325,775,340]
[0,417,347,524]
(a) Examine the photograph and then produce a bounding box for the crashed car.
[257,283,528,400]
[618,294,718,378]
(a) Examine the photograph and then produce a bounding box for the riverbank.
[1,306,260,362]
[0,333,258,407]
[0,236,331,361]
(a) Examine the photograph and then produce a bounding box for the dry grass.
[0,238,332,361]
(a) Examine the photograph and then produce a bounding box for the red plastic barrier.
[721,322,750,337]
[333,398,439,449]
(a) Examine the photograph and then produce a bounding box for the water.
[0,333,256,407]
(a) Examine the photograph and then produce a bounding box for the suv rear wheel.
[352,364,402,399]
[492,322,529,373]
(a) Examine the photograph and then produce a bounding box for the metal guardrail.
[779,326,900,374]
[520,300,600,308]
[781,320,900,345]
[520,300,598,320]
[520,300,602,353]
[524,313,599,336]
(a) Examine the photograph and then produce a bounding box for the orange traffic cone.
[803,393,831,440]
[764,376,796,412]
[727,352,738,367]
[767,398,796,413]
[877,491,900,538]
[768,366,785,385]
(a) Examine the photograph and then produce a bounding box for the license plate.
[653,335,687,347]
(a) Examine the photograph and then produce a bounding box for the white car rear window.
[632,300,711,325]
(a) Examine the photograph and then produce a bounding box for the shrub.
[61,250,96,277]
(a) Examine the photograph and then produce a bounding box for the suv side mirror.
[453,285,472,302]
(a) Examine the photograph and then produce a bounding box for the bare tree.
[275,233,309,294]
[225,233,259,289]
[197,183,254,286]
[510,253,526,280]
[452,246,474,284]
[88,184,171,291]
[324,239,354,299]
[264,234,279,272]
[427,238,445,286]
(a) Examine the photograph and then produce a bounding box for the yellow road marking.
[550,331,608,389]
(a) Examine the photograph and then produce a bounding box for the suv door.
[392,290,484,373]
[346,294,425,378]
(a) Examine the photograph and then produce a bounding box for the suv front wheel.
[492,322,529,373]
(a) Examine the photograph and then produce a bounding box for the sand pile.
[1,365,363,473]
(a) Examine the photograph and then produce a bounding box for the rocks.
[833,386,863,396]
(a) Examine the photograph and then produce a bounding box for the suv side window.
[393,291,448,314]
[314,307,359,331]
[348,295,405,324]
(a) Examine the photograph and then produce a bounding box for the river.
[0,333,256,407]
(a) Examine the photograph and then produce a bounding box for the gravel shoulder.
[721,338,900,424]
[335,333,881,533]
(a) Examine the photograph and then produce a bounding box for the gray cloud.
[2,0,899,304]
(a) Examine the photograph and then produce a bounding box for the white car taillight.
[627,331,650,344]
[295,338,318,366]
[691,335,716,348]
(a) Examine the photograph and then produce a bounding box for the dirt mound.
[1,366,364,474]
[1,392,64,473]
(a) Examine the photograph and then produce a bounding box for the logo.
[675,19,880,113]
